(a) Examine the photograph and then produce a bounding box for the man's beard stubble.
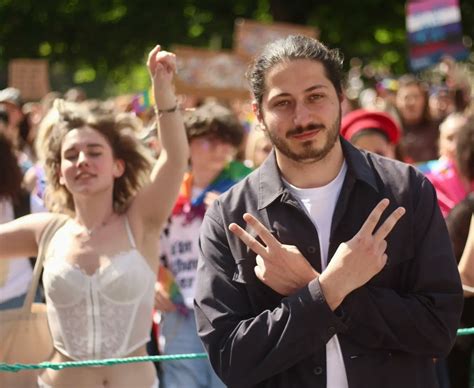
[265,111,341,164]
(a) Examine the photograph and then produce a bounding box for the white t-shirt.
[283,161,349,388]
[0,198,32,303]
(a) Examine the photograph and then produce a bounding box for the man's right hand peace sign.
[319,198,405,310]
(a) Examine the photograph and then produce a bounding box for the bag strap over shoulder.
[21,214,69,314]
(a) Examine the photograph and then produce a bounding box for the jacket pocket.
[232,259,257,284]
[368,227,415,287]
[232,258,283,312]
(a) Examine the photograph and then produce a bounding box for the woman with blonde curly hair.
[0,45,188,388]
[244,126,272,168]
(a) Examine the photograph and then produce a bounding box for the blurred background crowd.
[1,0,474,387]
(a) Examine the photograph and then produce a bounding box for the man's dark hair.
[456,115,474,181]
[184,102,244,147]
[246,35,344,107]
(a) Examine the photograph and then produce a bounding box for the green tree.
[0,0,472,98]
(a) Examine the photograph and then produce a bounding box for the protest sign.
[8,59,50,100]
[234,19,319,58]
[173,46,250,100]
[406,0,468,71]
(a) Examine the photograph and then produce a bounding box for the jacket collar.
[257,137,379,210]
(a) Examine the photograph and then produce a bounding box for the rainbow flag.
[173,160,253,224]
[158,265,189,317]
[160,160,252,313]
[131,88,154,114]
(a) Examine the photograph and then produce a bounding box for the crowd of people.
[0,35,473,388]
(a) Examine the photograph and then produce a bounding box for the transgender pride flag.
[406,0,468,71]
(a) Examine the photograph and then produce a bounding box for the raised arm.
[132,45,189,228]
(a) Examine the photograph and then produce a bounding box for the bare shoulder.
[34,212,70,242]
[1,211,57,231]
[0,212,65,260]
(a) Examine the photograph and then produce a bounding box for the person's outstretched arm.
[0,212,58,260]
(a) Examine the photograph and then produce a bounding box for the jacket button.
[307,246,317,254]
[328,326,336,336]
[313,366,324,375]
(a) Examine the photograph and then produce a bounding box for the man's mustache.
[286,123,325,138]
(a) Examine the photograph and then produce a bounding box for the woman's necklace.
[73,212,117,237]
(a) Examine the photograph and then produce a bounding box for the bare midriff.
[39,345,156,388]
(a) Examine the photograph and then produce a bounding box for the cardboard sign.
[173,46,250,100]
[234,19,319,58]
[8,59,50,101]
[406,0,468,71]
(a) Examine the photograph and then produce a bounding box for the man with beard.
[194,35,463,388]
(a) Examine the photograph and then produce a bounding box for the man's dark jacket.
[194,139,463,388]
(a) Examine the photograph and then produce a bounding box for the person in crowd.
[429,85,455,124]
[458,214,474,297]
[395,75,440,163]
[64,87,87,103]
[22,105,62,213]
[439,56,472,114]
[20,101,48,162]
[0,132,34,310]
[155,102,251,388]
[0,87,32,172]
[425,114,474,217]
[194,35,463,388]
[445,196,474,388]
[244,127,273,168]
[0,87,23,146]
[417,112,466,174]
[375,78,400,122]
[340,109,401,159]
[0,44,188,388]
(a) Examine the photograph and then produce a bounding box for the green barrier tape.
[0,353,207,373]
[1,327,473,373]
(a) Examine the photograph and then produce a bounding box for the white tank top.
[42,217,155,361]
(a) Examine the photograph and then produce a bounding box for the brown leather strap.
[21,215,69,314]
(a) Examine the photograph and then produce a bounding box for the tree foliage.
[0,0,472,98]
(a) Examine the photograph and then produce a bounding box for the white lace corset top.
[42,217,155,361]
